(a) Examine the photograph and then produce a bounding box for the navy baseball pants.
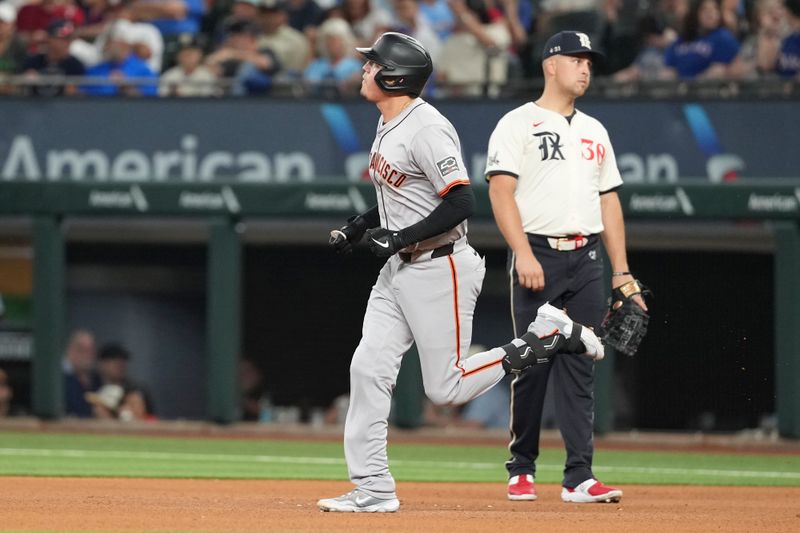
[505,234,606,488]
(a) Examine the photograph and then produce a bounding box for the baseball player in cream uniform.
[318,32,603,513]
[486,31,645,504]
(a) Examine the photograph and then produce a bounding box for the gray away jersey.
[368,99,471,252]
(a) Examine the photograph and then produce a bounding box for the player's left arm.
[365,186,475,256]
[599,191,629,277]
[403,123,474,244]
[399,184,475,245]
[600,192,646,311]
[597,134,646,310]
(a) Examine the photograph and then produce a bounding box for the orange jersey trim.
[462,358,504,376]
[439,179,471,198]
[449,255,505,377]
[448,255,462,371]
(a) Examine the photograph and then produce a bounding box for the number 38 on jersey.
[581,138,606,166]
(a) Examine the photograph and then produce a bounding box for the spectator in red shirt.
[16,0,86,53]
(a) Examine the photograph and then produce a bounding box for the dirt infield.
[3,476,799,533]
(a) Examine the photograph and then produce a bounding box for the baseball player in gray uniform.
[318,32,604,513]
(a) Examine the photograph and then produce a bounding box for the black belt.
[398,242,454,263]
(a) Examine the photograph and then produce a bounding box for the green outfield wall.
[1,181,798,436]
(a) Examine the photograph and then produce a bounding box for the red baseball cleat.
[561,478,622,503]
[507,474,537,501]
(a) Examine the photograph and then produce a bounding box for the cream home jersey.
[368,98,471,251]
[484,102,623,236]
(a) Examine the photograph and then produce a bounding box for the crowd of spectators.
[0,0,798,97]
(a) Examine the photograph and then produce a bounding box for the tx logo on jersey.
[369,152,408,187]
[534,131,565,161]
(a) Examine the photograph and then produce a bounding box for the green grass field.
[1,431,799,487]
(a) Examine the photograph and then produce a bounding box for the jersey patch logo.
[533,131,565,161]
[488,151,500,166]
[436,156,459,177]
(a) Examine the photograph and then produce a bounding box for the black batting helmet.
[356,32,433,97]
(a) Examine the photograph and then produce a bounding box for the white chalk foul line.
[0,448,345,466]
[0,448,797,480]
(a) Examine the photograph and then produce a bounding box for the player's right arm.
[485,110,545,291]
[488,175,544,291]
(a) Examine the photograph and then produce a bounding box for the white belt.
[546,235,589,251]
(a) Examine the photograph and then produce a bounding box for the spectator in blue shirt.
[777,0,800,78]
[63,329,102,418]
[418,0,456,41]
[303,17,362,97]
[663,0,740,79]
[127,0,205,37]
[204,18,281,96]
[613,14,678,82]
[82,22,158,96]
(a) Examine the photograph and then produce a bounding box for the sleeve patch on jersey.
[436,156,459,177]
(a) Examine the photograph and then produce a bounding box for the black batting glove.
[329,215,368,255]
[365,227,405,257]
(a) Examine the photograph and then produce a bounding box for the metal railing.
[0,74,798,100]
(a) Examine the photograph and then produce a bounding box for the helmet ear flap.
[382,76,405,88]
[374,71,401,93]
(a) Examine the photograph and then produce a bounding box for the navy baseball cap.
[47,19,76,39]
[542,31,604,61]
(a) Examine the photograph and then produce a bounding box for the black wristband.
[360,205,381,228]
